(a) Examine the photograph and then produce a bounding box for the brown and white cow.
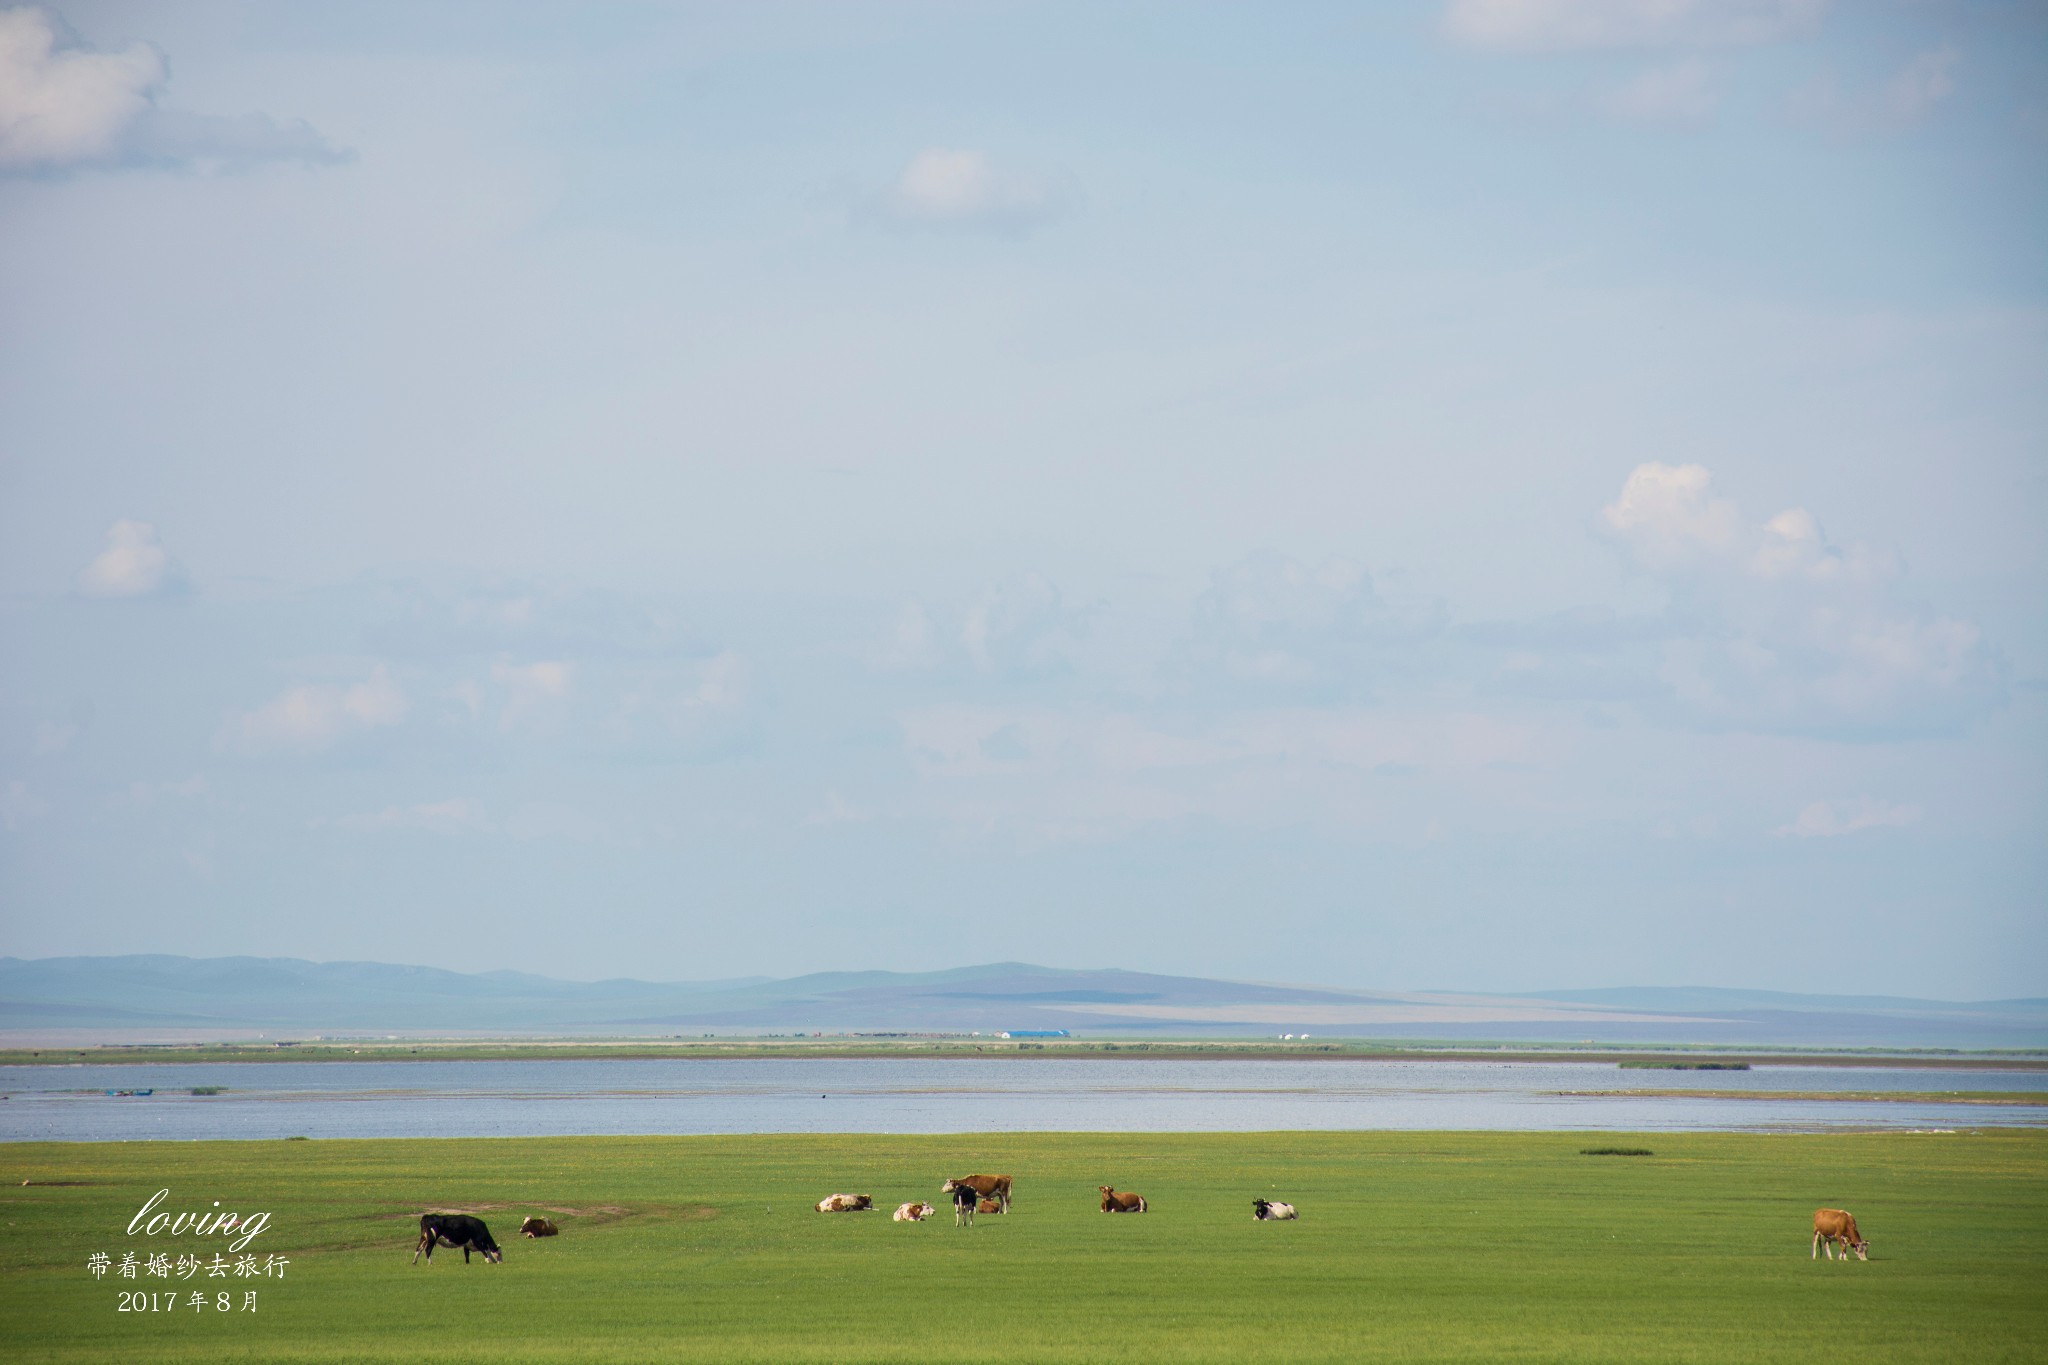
[942,1174,1011,1214]
[1099,1186,1147,1213]
[815,1193,874,1213]
[1812,1208,1868,1262]
[519,1217,559,1238]
[977,1198,1003,1214]
[893,1201,935,1222]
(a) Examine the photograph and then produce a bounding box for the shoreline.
[4,1040,2046,1069]
[1559,1088,2048,1106]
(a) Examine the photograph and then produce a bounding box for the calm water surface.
[2,1058,2042,1141]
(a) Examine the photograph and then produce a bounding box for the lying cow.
[1812,1208,1868,1262]
[413,1213,502,1265]
[977,1198,1003,1215]
[519,1217,559,1238]
[815,1193,874,1213]
[893,1201,935,1222]
[952,1183,979,1227]
[1099,1185,1147,1213]
[942,1173,1011,1214]
[1252,1199,1298,1221]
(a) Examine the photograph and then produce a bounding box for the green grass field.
[3,1130,2043,1363]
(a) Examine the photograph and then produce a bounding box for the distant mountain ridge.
[3,955,2043,1048]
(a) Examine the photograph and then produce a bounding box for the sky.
[1,0,2042,996]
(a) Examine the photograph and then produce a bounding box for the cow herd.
[812,1174,1180,1225]
[409,1195,1873,1265]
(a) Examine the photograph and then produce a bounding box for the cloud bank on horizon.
[0,1,2041,998]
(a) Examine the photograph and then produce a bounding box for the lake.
[2,1057,2042,1142]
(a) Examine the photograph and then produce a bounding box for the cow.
[977,1198,1003,1215]
[815,1194,874,1213]
[519,1217,559,1238]
[1812,1208,1868,1262]
[1099,1186,1147,1213]
[1252,1199,1298,1221]
[412,1213,502,1265]
[942,1174,1012,1214]
[952,1183,979,1227]
[893,1201,935,1222]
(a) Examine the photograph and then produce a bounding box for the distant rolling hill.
[2,956,2042,1048]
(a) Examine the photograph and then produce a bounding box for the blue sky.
[1,1,2042,995]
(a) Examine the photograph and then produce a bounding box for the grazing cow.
[1812,1208,1868,1262]
[1252,1199,1298,1221]
[942,1174,1012,1214]
[893,1201,935,1222]
[1099,1186,1147,1213]
[952,1183,979,1227]
[412,1213,502,1265]
[815,1194,874,1213]
[519,1217,559,1238]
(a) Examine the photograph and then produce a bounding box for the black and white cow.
[413,1213,503,1264]
[1252,1199,1299,1221]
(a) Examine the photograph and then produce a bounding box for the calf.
[893,1201,935,1222]
[941,1174,1012,1214]
[412,1213,502,1265]
[977,1198,1003,1214]
[815,1193,874,1213]
[1099,1186,1147,1213]
[1252,1199,1298,1221]
[1812,1208,1868,1262]
[519,1217,559,1238]
[952,1183,979,1227]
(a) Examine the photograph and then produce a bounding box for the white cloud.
[0,5,346,175]
[0,778,47,831]
[1602,463,1883,583]
[1444,0,1826,52]
[1605,60,1719,125]
[872,601,942,672]
[123,107,349,172]
[224,667,408,755]
[807,790,873,826]
[897,703,1549,845]
[1600,463,1740,565]
[961,575,1076,675]
[872,578,1090,679]
[1882,46,1958,125]
[1176,552,1437,698]
[111,773,207,807]
[1775,797,1922,838]
[31,719,76,754]
[1601,464,1997,734]
[76,519,179,597]
[334,798,488,835]
[503,801,615,844]
[1791,45,1962,137]
[0,7,160,170]
[872,148,1070,234]
[607,652,754,758]
[491,659,574,729]
[368,580,695,661]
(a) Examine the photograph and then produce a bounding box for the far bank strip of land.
[1559,1089,2048,1105]
[4,1039,2046,1068]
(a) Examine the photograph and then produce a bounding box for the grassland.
[2,1130,2043,1363]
